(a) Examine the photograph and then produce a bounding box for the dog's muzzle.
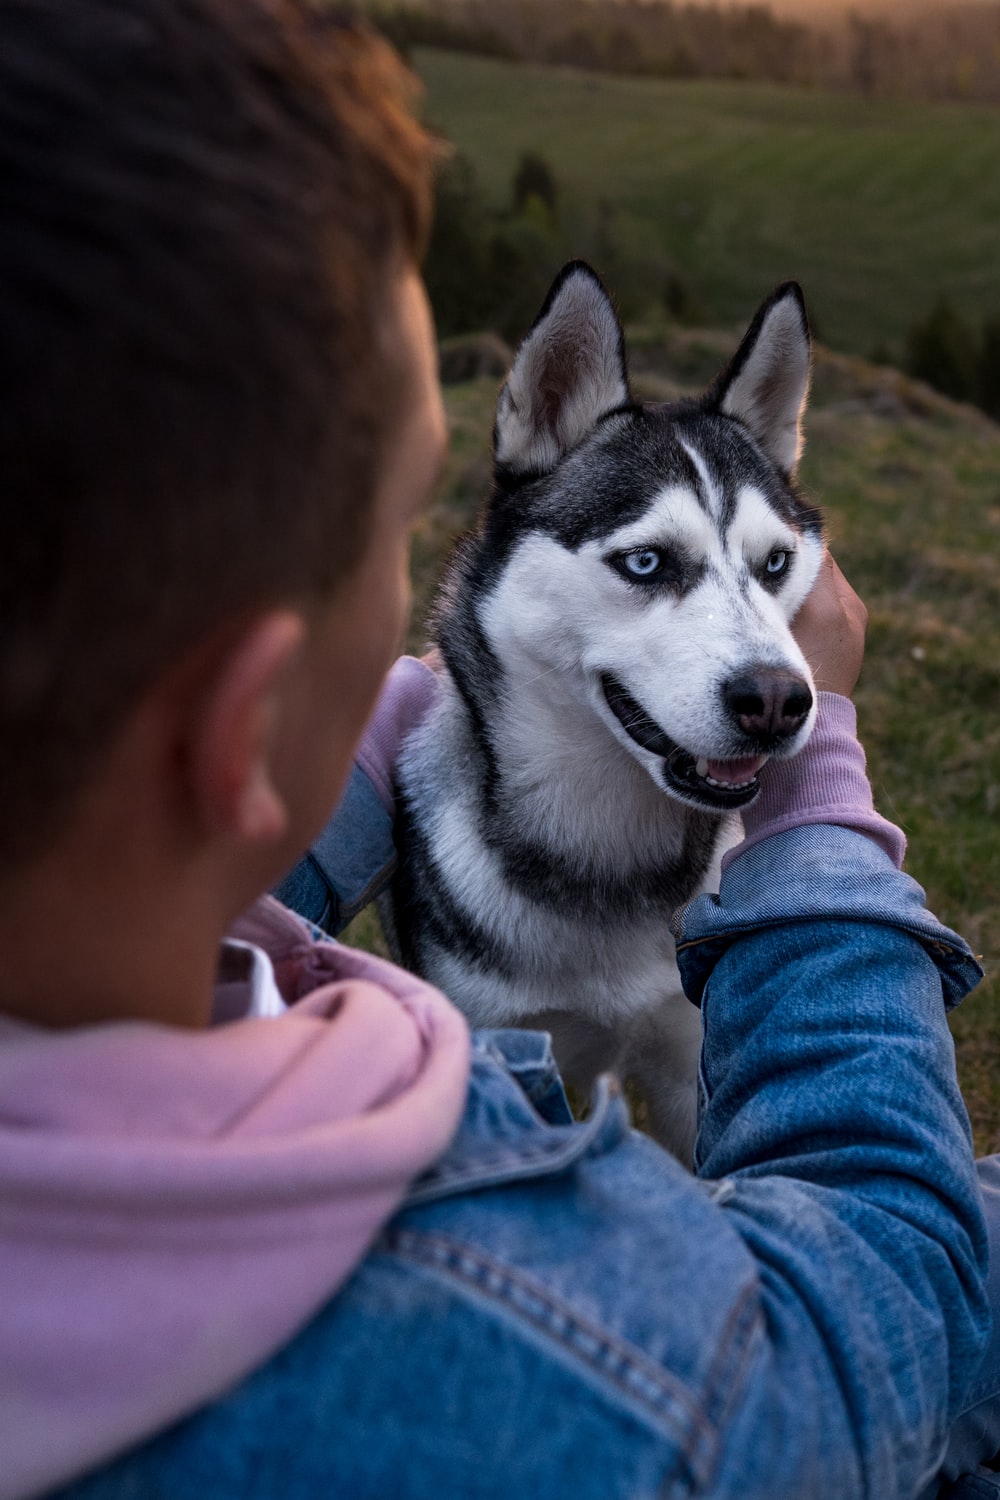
[600,673,767,812]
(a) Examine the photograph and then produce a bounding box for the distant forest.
[357,0,1000,103]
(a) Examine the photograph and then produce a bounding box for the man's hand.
[792,551,868,698]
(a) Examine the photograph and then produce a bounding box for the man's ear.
[186,612,306,843]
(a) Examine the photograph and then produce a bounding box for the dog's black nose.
[723,669,813,741]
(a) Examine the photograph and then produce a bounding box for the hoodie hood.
[0,897,470,1499]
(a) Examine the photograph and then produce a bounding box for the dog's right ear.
[494,262,630,477]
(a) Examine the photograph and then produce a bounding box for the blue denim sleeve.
[674,824,990,1495]
[271,763,396,934]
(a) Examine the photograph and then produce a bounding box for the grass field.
[414,48,1000,361]
[362,321,1000,1152]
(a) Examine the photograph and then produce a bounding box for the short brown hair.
[0,0,434,862]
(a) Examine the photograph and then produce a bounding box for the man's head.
[0,0,436,871]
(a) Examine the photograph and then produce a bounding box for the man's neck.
[0,820,230,1032]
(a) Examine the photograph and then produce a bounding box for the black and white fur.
[389,263,823,1161]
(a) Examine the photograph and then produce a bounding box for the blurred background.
[350,0,1000,1148]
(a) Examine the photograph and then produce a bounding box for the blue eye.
[765,549,790,577]
[622,548,664,578]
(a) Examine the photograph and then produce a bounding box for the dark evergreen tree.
[511,152,559,217]
[905,297,978,403]
[976,316,1000,419]
[422,155,493,337]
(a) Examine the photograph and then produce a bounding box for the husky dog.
[390,262,824,1161]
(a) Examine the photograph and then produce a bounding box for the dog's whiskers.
[620,710,650,733]
[518,662,569,690]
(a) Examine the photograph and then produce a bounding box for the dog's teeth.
[696,757,709,778]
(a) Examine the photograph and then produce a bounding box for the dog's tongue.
[706,755,768,785]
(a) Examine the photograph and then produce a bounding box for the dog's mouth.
[600,673,767,811]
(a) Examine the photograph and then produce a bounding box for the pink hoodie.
[0,898,470,1500]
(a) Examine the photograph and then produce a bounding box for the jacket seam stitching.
[383,1225,725,1484]
[692,1281,764,1488]
[404,1078,623,1206]
[676,917,969,958]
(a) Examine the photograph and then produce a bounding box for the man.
[0,3,997,1497]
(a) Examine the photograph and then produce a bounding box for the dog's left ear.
[712,282,811,477]
[494,261,630,477]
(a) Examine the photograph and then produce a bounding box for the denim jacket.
[57,802,988,1500]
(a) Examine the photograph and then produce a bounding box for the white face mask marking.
[676,437,721,522]
[477,448,824,803]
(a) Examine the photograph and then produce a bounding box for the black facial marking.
[490,404,820,564]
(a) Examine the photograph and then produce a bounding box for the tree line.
[423,147,1000,422]
[359,0,1000,105]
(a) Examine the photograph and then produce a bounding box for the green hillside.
[415,48,1000,361]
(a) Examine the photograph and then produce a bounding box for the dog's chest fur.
[393,673,731,1028]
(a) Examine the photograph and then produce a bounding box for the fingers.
[792,551,868,697]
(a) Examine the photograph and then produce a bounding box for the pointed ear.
[494,261,630,477]
[714,282,811,476]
